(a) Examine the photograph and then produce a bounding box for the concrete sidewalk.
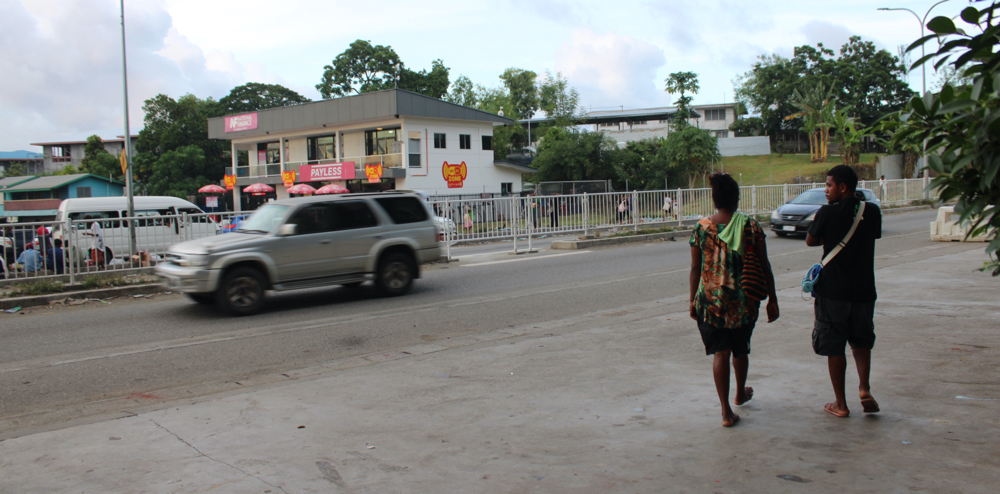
[1,248,997,493]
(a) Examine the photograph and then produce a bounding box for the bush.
[5,280,65,297]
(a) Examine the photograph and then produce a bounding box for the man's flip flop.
[861,397,880,414]
[824,403,849,418]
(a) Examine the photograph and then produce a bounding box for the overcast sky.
[1,0,968,152]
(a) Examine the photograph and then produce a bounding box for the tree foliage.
[538,71,581,124]
[2,162,27,177]
[617,138,683,191]
[786,81,835,162]
[891,1,1000,275]
[661,127,722,188]
[79,135,123,180]
[665,71,700,128]
[220,82,310,114]
[532,128,621,183]
[398,59,450,99]
[728,116,765,136]
[500,68,539,120]
[316,40,402,98]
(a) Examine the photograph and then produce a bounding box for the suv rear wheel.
[375,252,415,297]
[216,267,266,316]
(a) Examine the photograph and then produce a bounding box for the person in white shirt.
[81,215,105,269]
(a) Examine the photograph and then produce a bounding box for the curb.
[551,229,694,250]
[1,283,166,311]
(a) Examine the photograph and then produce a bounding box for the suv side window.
[374,197,429,224]
[333,201,378,230]
[288,203,337,235]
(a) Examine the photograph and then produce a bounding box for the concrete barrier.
[930,206,993,242]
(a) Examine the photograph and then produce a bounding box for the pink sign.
[224,112,258,133]
[300,161,356,181]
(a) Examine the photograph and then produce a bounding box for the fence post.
[923,173,930,200]
[527,199,533,253]
[511,197,518,253]
[783,183,788,205]
[751,186,757,215]
[66,217,75,285]
[903,179,908,204]
[677,189,684,221]
[631,190,639,231]
[583,192,589,237]
[445,200,452,261]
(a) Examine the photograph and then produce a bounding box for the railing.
[234,153,404,180]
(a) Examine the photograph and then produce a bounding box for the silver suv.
[155,192,442,316]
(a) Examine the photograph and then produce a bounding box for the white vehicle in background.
[52,196,220,261]
[405,190,455,235]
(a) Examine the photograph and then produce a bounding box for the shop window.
[408,138,421,168]
[365,129,398,156]
[459,134,471,149]
[482,135,493,150]
[308,135,336,161]
[257,142,280,164]
[434,133,446,149]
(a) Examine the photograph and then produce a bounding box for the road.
[0,209,980,438]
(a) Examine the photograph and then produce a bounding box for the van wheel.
[186,292,215,305]
[216,267,266,316]
[375,253,414,297]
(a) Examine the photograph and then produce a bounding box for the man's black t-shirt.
[807,195,881,302]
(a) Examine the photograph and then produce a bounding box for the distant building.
[588,103,738,140]
[0,174,125,221]
[29,136,138,174]
[0,150,44,175]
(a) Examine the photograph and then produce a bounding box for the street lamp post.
[119,0,136,256]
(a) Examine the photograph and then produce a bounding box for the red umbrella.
[316,184,350,194]
[198,184,226,194]
[287,183,316,195]
[243,183,275,195]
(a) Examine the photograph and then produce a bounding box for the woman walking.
[689,173,779,427]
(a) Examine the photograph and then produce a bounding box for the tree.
[220,83,310,114]
[500,68,539,120]
[893,1,1000,275]
[2,162,27,177]
[538,71,581,124]
[444,75,478,108]
[316,40,402,98]
[661,127,722,188]
[145,145,211,198]
[830,107,870,169]
[617,138,681,191]
[79,135,123,180]
[786,81,835,162]
[665,71,700,129]
[728,116,765,136]
[532,127,621,183]
[397,59,450,99]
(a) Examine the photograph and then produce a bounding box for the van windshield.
[239,205,289,233]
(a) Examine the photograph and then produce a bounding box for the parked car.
[155,192,442,316]
[770,188,880,237]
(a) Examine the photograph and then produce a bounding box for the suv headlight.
[805,211,817,222]
[180,254,209,267]
[771,209,780,220]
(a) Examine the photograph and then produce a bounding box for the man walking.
[806,165,882,418]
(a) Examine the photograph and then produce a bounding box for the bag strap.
[820,201,866,267]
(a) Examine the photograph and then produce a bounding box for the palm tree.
[786,81,835,162]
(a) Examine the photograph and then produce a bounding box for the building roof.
[520,108,704,129]
[208,89,515,140]
[0,150,43,160]
[29,135,138,147]
[0,175,38,189]
[493,160,537,174]
[1,174,124,193]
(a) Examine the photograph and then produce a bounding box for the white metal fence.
[1,177,935,283]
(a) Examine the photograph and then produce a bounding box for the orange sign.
[364,163,383,184]
[281,170,296,187]
[224,174,236,191]
[442,161,468,188]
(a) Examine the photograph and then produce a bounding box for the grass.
[81,275,155,290]
[4,280,65,298]
[713,153,884,187]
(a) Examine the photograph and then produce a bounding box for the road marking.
[461,250,590,267]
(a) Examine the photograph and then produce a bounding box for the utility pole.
[120,0,136,255]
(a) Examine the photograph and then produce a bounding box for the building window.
[52,145,72,163]
[257,142,280,164]
[365,129,398,156]
[659,119,670,124]
[307,135,335,161]
[705,109,727,121]
[501,182,513,195]
[634,120,647,125]
[408,138,421,168]
[434,133,446,149]
[599,123,616,128]
[714,130,729,138]
[482,135,493,150]
[76,186,92,198]
[459,134,471,149]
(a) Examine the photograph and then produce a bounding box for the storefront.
[207,89,528,211]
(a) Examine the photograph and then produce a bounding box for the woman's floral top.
[689,217,766,328]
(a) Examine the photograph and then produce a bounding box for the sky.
[0,0,971,152]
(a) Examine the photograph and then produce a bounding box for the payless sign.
[442,161,468,188]
[224,112,258,133]
[299,161,356,181]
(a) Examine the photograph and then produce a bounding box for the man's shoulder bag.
[801,201,866,294]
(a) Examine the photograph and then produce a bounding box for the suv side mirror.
[278,224,297,236]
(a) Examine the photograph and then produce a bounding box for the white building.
[207,89,531,210]
[588,103,738,140]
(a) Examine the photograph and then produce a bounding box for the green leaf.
[961,7,981,25]
[927,16,958,35]
[938,99,978,114]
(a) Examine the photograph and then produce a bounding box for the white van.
[53,197,220,261]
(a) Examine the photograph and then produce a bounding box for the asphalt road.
[0,209,979,438]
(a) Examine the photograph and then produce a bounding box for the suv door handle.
[374,235,384,239]
[320,240,332,244]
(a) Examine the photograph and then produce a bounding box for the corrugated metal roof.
[0,175,38,189]
[2,174,122,192]
[208,89,514,140]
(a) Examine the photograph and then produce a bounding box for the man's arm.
[806,206,826,247]
[805,233,823,246]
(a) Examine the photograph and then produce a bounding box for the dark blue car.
[770,188,879,237]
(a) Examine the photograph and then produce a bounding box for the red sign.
[224,175,236,191]
[442,161,468,188]
[224,112,258,133]
[281,170,296,187]
[300,161,356,181]
[364,163,383,183]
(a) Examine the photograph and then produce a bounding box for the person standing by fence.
[690,173,779,427]
[81,215,105,269]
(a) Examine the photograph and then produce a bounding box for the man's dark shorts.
[698,320,755,358]
[812,296,876,357]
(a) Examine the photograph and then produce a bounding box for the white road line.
[461,251,590,267]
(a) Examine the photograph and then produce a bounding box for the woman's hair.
[709,173,740,211]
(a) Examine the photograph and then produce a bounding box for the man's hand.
[766,299,780,322]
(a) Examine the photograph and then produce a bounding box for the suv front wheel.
[216,267,266,316]
[375,252,415,297]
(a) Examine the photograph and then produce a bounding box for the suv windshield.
[239,204,289,233]
[790,190,828,206]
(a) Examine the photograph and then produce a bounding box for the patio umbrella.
[198,184,227,194]
[287,183,316,195]
[316,184,350,194]
[243,183,275,195]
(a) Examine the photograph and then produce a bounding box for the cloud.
[556,29,667,110]
[801,20,855,52]
[0,0,244,151]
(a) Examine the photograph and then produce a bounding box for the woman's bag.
[740,222,768,302]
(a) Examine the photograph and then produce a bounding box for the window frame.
[434,133,447,149]
[459,134,471,150]
[481,135,493,151]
